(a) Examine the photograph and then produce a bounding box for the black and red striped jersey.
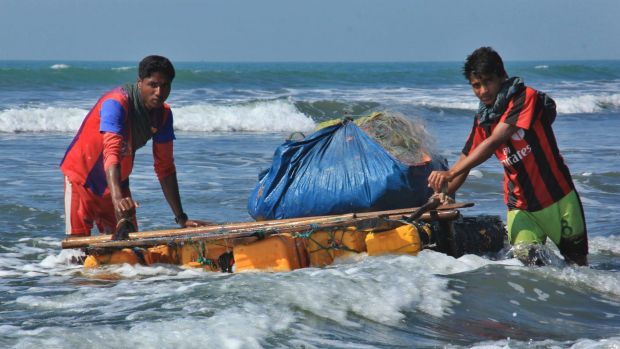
[462,86,575,211]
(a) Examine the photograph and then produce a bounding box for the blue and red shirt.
[60,86,176,196]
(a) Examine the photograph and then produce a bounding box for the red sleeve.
[153,140,176,180]
[102,132,123,170]
[461,118,486,156]
[502,88,537,130]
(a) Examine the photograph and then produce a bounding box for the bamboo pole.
[83,210,460,250]
[62,203,471,249]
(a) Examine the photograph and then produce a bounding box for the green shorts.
[507,190,588,256]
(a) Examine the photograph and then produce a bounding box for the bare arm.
[153,139,208,228]
[102,132,137,221]
[445,154,469,195]
[428,122,519,194]
[159,172,183,221]
[159,172,208,228]
[105,164,137,221]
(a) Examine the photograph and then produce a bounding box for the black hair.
[462,47,507,81]
[138,55,175,81]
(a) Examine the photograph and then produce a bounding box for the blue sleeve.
[100,99,126,134]
[153,110,176,143]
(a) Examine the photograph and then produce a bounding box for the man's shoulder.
[514,85,536,97]
[99,86,129,103]
[519,86,555,109]
[508,85,540,106]
[112,86,130,99]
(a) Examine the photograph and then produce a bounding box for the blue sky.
[1,0,619,62]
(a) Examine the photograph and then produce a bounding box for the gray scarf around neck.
[122,83,154,151]
[477,77,525,124]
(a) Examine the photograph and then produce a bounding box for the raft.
[61,203,506,272]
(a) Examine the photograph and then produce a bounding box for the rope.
[371,220,432,252]
[297,225,365,255]
[192,240,216,270]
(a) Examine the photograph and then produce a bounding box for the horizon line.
[1,58,619,64]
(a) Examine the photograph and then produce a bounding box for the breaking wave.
[0,100,315,133]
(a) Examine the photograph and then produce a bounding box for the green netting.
[296,226,362,254]
[315,112,432,166]
[357,112,431,165]
[184,239,231,271]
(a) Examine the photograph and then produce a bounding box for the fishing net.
[356,112,432,165]
[316,111,432,166]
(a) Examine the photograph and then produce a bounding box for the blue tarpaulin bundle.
[247,119,448,220]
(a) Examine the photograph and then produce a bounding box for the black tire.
[432,215,507,258]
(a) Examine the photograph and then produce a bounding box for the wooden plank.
[84,210,460,250]
[62,203,471,249]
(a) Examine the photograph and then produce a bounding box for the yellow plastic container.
[83,248,141,268]
[234,234,309,272]
[83,241,232,270]
[178,241,232,270]
[365,223,431,256]
[143,245,175,265]
[83,255,99,268]
[305,227,367,267]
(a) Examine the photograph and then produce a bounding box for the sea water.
[0,61,619,348]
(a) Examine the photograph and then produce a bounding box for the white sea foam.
[422,92,620,115]
[0,100,315,133]
[468,169,484,179]
[507,281,526,294]
[8,313,293,349]
[39,249,84,268]
[50,64,69,70]
[537,264,620,300]
[354,87,620,115]
[289,86,620,115]
[555,93,620,114]
[1,90,617,134]
[468,337,620,349]
[274,253,458,323]
[173,99,315,132]
[112,66,133,71]
[297,86,477,111]
[0,107,86,132]
[589,235,620,255]
[4,251,467,348]
[2,237,616,348]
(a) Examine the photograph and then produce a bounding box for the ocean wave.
[0,107,86,132]
[389,91,620,115]
[275,87,477,115]
[281,87,620,115]
[554,93,620,114]
[173,99,315,132]
[112,66,133,72]
[0,100,315,133]
[50,64,70,70]
[589,235,620,255]
[407,92,620,115]
[470,337,620,349]
[1,91,617,134]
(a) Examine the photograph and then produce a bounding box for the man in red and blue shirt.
[61,55,205,238]
[428,47,588,265]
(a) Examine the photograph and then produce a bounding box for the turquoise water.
[0,61,619,348]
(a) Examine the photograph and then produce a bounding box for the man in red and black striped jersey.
[428,47,588,266]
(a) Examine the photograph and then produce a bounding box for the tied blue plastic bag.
[247,119,447,220]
